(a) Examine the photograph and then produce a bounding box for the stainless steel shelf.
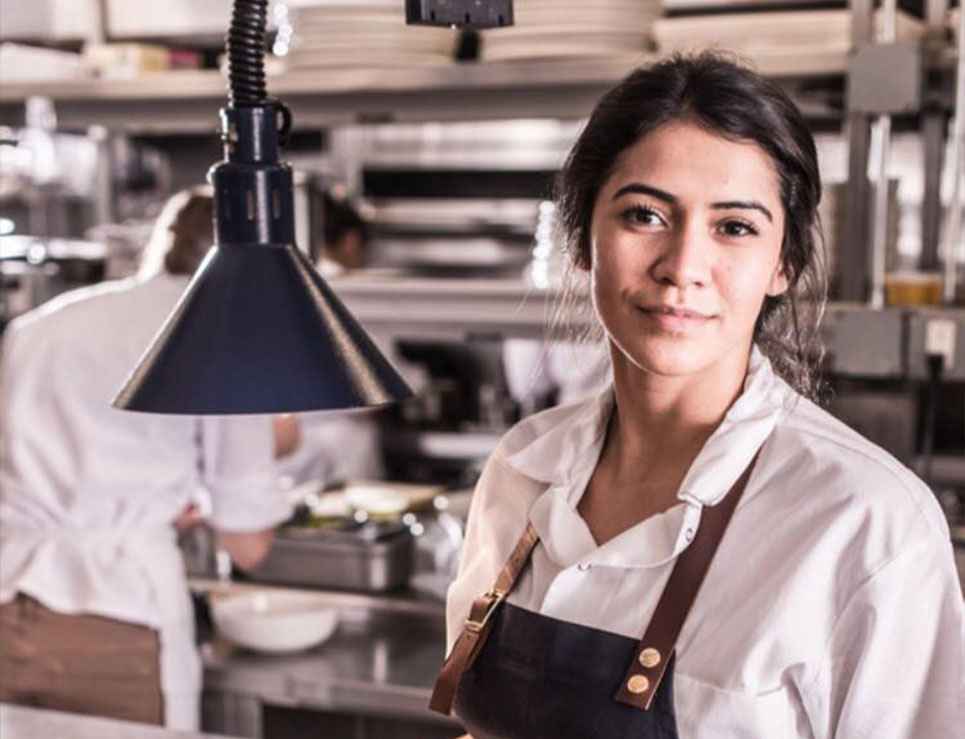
[0,52,847,133]
[333,274,577,340]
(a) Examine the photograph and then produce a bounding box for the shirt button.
[684,527,695,542]
[627,675,650,694]
[577,563,591,572]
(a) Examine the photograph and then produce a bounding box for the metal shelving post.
[842,0,876,301]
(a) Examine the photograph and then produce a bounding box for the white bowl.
[212,591,339,654]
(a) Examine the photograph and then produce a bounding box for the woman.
[432,55,963,738]
[0,188,289,730]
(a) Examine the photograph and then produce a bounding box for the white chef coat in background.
[0,273,291,730]
[502,337,611,407]
[276,409,384,486]
[447,346,964,738]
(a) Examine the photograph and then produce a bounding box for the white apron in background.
[0,525,201,730]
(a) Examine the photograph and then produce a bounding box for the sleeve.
[199,415,291,532]
[799,530,965,739]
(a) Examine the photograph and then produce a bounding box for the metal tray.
[247,521,414,593]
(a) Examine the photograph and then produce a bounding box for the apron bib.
[430,452,760,738]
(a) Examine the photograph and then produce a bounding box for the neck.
[604,342,752,481]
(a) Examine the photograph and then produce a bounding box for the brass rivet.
[627,674,650,694]
[638,648,661,668]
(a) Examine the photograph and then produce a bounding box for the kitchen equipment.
[0,236,108,327]
[211,590,339,653]
[248,518,414,592]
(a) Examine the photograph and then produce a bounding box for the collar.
[502,345,793,508]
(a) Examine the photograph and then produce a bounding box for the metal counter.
[196,582,463,738]
[0,703,236,739]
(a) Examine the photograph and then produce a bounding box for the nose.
[649,219,710,289]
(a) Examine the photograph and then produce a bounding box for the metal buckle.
[464,588,505,633]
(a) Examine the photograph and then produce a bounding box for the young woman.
[432,54,963,739]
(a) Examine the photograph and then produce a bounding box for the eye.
[717,219,759,238]
[620,205,665,227]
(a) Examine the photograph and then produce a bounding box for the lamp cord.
[226,0,269,107]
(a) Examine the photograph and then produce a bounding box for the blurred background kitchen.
[0,1,962,738]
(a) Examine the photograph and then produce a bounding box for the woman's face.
[588,120,788,380]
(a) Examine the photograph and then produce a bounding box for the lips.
[638,304,711,319]
[636,304,713,332]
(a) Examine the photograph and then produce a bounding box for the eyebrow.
[612,183,676,205]
[711,200,773,223]
[612,183,774,223]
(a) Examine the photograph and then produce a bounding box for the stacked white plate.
[653,8,925,59]
[481,0,660,62]
[285,0,455,71]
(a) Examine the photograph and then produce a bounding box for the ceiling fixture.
[114,0,413,414]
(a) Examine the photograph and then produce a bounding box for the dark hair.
[139,186,214,277]
[321,192,367,250]
[163,189,214,275]
[556,52,827,399]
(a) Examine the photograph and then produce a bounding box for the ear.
[766,260,789,297]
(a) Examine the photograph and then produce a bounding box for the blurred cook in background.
[315,189,369,279]
[275,190,384,487]
[502,337,611,416]
[0,186,290,730]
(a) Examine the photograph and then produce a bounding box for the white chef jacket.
[447,346,964,739]
[0,273,290,730]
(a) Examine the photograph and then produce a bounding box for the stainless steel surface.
[0,55,848,134]
[201,590,457,728]
[822,304,905,377]
[920,111,945,271]
[842,117,873,301]
[0,236,109,325]
[871,0,897,310]
[247,525,414,593]
[870,113,892,309]
[384,429,501,461]
[920,0,951,273]
[942,4,965,304]
[332,273,583,341]
[0,703,237,739]
[842,0,876,302]
[915,455,965,486]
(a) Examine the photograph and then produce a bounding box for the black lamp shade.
[113,243,412,414]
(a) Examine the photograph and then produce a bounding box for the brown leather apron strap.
[429,522,540,715]
[614,451,761,709]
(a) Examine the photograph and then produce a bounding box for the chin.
[612,332,717,378]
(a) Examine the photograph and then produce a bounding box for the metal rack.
[1,7,959,301]
[842,0,960,302]
[0,52,850,133]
